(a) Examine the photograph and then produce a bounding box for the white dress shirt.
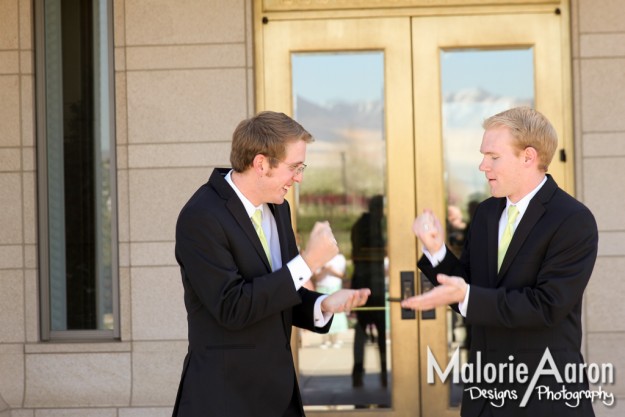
[424,176,548,317]
[224,170,332,326]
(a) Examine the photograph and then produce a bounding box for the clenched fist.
[413,209,444,254]
[301,221,339,273]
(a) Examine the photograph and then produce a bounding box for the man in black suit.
[350,195,388,387]
[172,111,371,417]
[402,107,598,417]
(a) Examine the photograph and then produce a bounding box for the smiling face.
[260,139,307,204]
[479,126,527,202]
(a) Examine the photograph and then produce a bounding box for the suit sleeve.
[417,249,465,314]
[418,247,468,284]
[467,208,598,328]
[176,205,304,331]
[292,288,333,333]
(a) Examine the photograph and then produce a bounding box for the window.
[35,0,118,340]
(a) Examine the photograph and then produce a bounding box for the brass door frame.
[412,9,572,416]
[258,16,420,417]
[254,2,573,416]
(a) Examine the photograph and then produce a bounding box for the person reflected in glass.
[350,194,388,388]
[314,253,349,349]
[446,204,467,257]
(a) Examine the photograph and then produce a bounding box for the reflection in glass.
[44,0,115,331]
[440,48,534,407]
[292,52,391,410]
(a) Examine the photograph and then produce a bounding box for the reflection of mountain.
[443,88,533,207]
[294,88,532,201]
[443,87,533,128]
[444,87,495,103]
[295,95,383,142]
[293,95,385,196]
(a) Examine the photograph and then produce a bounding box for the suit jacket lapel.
[497,201,544,280]
[227,199,272,271]
[497,175,556,281]
[267,203,294,340]
[210,169,272,272]
[489,199,506,286]
[210,169,293,342]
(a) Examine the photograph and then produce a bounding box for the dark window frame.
[34,0,119,341]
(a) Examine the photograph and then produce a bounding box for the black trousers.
[478,404,494,417]
[282,388,304,417]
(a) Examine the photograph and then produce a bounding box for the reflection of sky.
[292,52,384,106]
[441,48,535,210]
[291,49,536,211]
[291,52,386,198]
[292,52,385,144]
[441,48,534,99]
[292,49,533,106]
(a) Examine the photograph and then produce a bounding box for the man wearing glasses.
[172,111,371,417]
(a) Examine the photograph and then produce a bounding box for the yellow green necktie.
[251,209,272,268]
[497,205,519,271]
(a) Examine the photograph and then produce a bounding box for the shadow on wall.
[0,392,7,413]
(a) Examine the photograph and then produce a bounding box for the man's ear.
[524,146,538,165]
[252,154,266,175]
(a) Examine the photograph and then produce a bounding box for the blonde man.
[404,107,598,417]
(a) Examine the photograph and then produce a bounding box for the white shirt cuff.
[423,245,447,267]
[313,295,333,328]
[458,284,470,317]
[287,255,313,290]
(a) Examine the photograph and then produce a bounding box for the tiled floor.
[298,328,392,409]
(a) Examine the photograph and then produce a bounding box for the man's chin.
[270,196,286,205]
[488,186,502,198]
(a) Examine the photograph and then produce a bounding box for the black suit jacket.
[172,168,330,417]
[418,175,598,417]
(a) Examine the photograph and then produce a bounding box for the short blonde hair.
[483,107,558,171]
[230,111,314,172]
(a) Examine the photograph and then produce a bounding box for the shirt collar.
[224,169,265,218]
[506,175,547,215]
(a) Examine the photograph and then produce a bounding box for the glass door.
[412,11,572,417]
[260,17,421,416]
[257,5,572,417]
[292,52,390,410]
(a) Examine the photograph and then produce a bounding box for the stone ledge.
[25,342,131,354]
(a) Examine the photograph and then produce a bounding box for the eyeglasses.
[271,158,307,176]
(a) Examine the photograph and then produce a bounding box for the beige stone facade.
[0,0,623,416]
